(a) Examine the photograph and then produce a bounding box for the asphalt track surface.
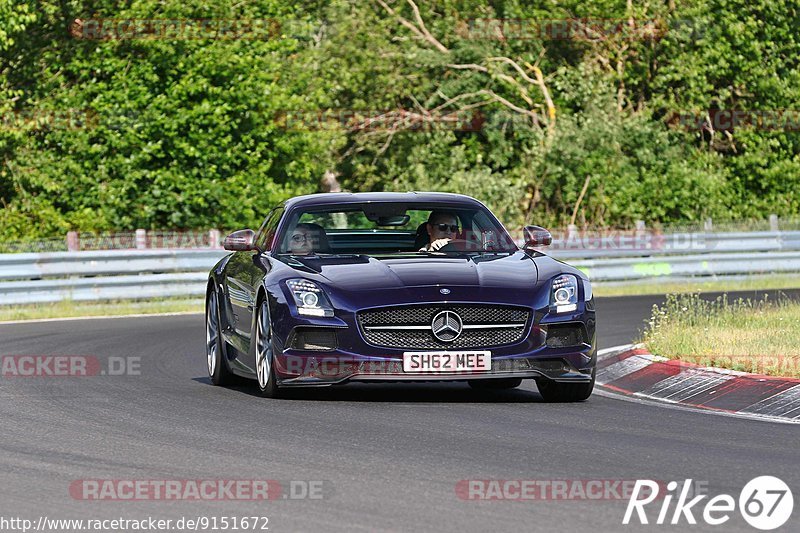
[1,291,798,533]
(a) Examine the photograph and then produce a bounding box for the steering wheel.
[437,239,471,252]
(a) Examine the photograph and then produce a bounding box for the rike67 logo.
[624,476,794,530]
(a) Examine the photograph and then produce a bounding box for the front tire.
[536,368,595,402]
[206,286,234,386]
[255,299,282,398]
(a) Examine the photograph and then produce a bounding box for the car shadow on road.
[192,376,546,403]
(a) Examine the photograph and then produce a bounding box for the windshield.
[276,203,518,256]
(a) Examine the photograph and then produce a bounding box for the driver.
[287,223,323,255]
[419,210,460,252]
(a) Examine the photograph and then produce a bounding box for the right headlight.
[286,279,335,317]
[550,274,579,313]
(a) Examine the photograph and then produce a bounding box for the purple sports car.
[206,192,596,401]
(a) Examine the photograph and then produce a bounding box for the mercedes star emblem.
[431,310,463,342]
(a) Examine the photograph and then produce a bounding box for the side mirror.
[223,229,257,251]
[523,225,552,247]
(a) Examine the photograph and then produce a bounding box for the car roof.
[283,192,485,210]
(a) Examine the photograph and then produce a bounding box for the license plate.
[402,351,491,372]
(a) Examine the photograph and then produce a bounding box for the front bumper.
[268,284,597,387]
[273,345,596,387]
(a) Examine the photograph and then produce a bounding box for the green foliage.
[0,0,798,240]
[1,0,341,238]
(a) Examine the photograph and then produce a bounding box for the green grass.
[0,298,203,322]
[593,274,800,297]
[640,293,800,378]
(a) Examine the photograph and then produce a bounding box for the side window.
[256,207,284,251]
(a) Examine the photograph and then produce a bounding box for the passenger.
[287,223,324,255]
[419,211,460,252]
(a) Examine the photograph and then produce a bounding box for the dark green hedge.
[1,0,797,240]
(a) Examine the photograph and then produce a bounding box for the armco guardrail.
[0,250,227,305]
[0,249,227,281]
[2,230,800,305]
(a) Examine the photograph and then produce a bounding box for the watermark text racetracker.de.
[670,109,800,132]
[0,355,140,377]
[69,478,330,501]
[523,229,708,254]
[667,355,800,377]
[455,479,686,501]
[69,18,281,40]
[273,108,487,132]
[457,18,667,41]
[0,109,97,132]
[0,516,270,532]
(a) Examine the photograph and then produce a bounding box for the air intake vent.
[289,328,338,351]
[545,323,587,348]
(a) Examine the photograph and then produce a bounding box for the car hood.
[279,252,540,291]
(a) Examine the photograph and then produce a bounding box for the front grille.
[357,304,531,349]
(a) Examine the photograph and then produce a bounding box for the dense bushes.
[0,0,797,239]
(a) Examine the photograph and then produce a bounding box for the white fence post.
[66,231,80,252]
[209,229,221,249]
[770,214,779,231]
[135,229,147,250]
[567,224,578,239]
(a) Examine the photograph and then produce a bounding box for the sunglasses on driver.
[290,233,315,243]
[433,223,459,233]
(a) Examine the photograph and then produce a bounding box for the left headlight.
[550,274,579,313]
[286,279,335,317]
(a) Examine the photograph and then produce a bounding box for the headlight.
[551,274,579,313]
[286,279,334,317]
